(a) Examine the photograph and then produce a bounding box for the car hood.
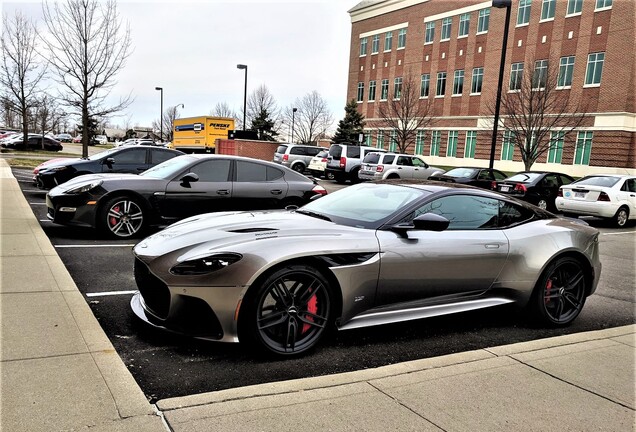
[34,157,78,172]
[134,210,371,260]
[51,173,146,192]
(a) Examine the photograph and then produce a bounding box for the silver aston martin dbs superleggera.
[131,181,601,356]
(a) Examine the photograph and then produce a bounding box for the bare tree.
[492,56,587,170]
[288,91,333,145]
[0,11,46,149]
[34,95,65,148]
[152,105,183,142]
[211,101,237,118]
[377,70,435,153]
[246,84,278,131]
[41,0,132,157]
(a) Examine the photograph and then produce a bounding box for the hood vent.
[226,228,279,233]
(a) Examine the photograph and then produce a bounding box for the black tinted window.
[408,195,499,230]
[276,145,288,154]
[307,147,322,156]
[236,160,267,182]
[493,170,507,180]
[189,159,231,182]
[112,149,146,164]
[363,153,382,164]
[329,145,342,158]
[542,174,559,188]
[347,146,361,158]
[396,156,412,166]
[150,149,178,164]
[267,166,284,181]
[290,147,306,155]
[383,155,395,164]
[559,175,573,185]
[498,201,533,227]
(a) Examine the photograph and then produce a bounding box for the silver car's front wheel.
[101,196,145,239]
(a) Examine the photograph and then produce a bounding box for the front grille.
[134,258,171,319]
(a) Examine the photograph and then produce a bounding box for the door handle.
[216,190,230,195]
[270,189,282,195]
[484,243,500,249]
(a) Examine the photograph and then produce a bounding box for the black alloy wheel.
[531,257,587,326]
[292,163,305,173]
[242,265,333,356]
[100,196,145,239]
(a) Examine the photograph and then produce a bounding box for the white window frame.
[360,37,367,56]
[584,52,605,87]
[384,32,393,52]
[453,70,464,96]
[380,79,389,101]
[540,0,556,22]
[595,0,612,12]
[425,22,435,44]
[397,29,407,49]
[441,17,452,41]
[557,56,575,89]
[371,34,380,54]
[532,59,548,90]
[393,77,403,100]
[357,82,364,103]
[566,0,582,16]
[436,72,447,97]
[477,8,490,34]
[517,0,531,27]
[420,73,430,98]
[471,67,483,94]
[509,63,524,91]
[458,13,470,38]
[368,80,376,102]
[447,131,458,157]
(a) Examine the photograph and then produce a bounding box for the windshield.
[443,168,478,178]
[300,183,428,228]
[506,172,542,183]
[87,147,122,160]
[140,155,194,179]
[363,153,382,164]
[573,176,621,188]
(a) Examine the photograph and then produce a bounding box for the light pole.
[291,107,297,143]
[155,86,163,142]
[489,0,512,170]
[237,64,248,130]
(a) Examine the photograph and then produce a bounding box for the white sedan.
[556,174,636,227]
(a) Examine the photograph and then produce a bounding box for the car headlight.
[170,253,243,275]
[64,180,102,194]
[51,166,68,172]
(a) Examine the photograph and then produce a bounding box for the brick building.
[347,0,635,176]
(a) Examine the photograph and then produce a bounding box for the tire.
[292,163,305,173]
[99,196,146,239]
[529,256,587,327]
[239,264,334,357]
[326,171,335,181]
[350,167,361,184]
[537,199,548,210]
[613,206,629,228]
[335,173,346,184]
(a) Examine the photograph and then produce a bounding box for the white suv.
[359,152,445,181]
[326,144,386,183]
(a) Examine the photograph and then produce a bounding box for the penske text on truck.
[171,116,234,152]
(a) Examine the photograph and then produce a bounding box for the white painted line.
[39,219,51,222]
[23,189,46,193]
[55,244,135,248]
[602,231,636,236]
[28,202,47,205]
[86,290,137,297]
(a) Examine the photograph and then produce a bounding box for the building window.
[465,131,477,158]
[458,13,470,37]
[533,59,548,90]
[441,17,452,41]
[574,131,593,165]
[421,74,430,97]
[389,130,398,152]
[398,29,407,49]
[547,131,564,163]
[365,133,372,146]
[585,52,605,85]
[471,67,484,94]
[501,131,515,160]
[380,79,389,100]
[541,0,556,20]
[453,70,464,95]
[510,63,524,90]
[431,131,441,156]
[436,72,447,96]
[517,0,531,26]
[477,9,490,33]
[369,80,376,101]
[595,0,612,10]
[567,0,582,15]
[384,31,392,51]
[357,82,364,102]
[377,130,384,149]
[415,130,425,155]
[371,34,380,54]
[360,37,367,56]
[447,131,458,157]
[557,56,575,88]
[394,77,403,99]
[425,22,435,44]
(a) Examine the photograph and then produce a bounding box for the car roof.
[579,173,634,178]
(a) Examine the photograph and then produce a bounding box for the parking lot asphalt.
[8,166,636,404]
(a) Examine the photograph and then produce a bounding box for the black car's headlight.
[64,180,102,194]
[170,253,243,275]
[51,166,68,172]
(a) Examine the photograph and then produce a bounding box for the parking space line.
[602,231,636,236]
[86,290,137,297]
[55,244,136,248]
[28,202,47,205]
[23,189,46,193]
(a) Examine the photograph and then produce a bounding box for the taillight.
[597,192,610,202]
[491,181,497,190]
[339,157,346,168]
[282,154,289,161]
[557,188,563,197]
[321,158,327,162]
[312,185,328,195]
[514,183,527,193]
[376,165,384,172]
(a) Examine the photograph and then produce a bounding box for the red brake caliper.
[302,290,317,334]
[110,205,120,227]
[545,279,553,304]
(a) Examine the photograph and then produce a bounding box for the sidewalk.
[1,158,634,432]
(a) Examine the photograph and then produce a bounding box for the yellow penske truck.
[171,116,234,153]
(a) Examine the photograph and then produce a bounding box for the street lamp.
[291,107,297,143]
[237,64,248,131]
[155,86,163,142]
[489,0,512,169]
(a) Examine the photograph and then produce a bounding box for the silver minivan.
[273,144,324,173]
[326,144,386,183]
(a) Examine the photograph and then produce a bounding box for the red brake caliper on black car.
[110,205,120,227]
[302,291,317,334]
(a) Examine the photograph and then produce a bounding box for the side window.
[112,149,147,164]
[235,160,268,182]
[189,159,231,182]
[628,179,636,193]
[267,166,284,181]
[412,158,426,167]
[493,170,507,180]
[396,156,412,166]
[407,195,500,230]
[498,201,534,227]
[542,174,558,188]
[307,147,321,156]
[477,170,492,180]
[559,175,573,185]
[383,155,395,164]
[290,147,306,155]
[151,150,178,165]
[347,146,361,158]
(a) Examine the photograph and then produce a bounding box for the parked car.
[273,144,324,173]
[1,135,63,152]
[36,146,184,189]
[429,167,508,190]
[495,171,575,211]
[358,152,444,181]
[326,144,387,183]
[46,154,328,238]
[307,150,335,180]
[54,133,73,143]
[130,180,601,357]
[556,174,636,227]
[72,135,82,143]
[116,138,159,147]
[94,135,108,145]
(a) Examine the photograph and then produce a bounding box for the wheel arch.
[95,190,155,226]
[533,250,595,297]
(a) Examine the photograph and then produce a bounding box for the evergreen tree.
[332,99,365,144]
[250,108,278,141]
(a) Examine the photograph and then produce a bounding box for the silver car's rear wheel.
[613,207,629,227]
[242,265,333,356]
[100,196,145,239]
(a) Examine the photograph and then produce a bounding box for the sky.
[3,0,361,135]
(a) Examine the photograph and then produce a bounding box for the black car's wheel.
[530,256,587,326]
[292,163,305,173]
[241,264,334,356]
[325,171,335,181]
[613,206,629,228]
[100,196,146,239]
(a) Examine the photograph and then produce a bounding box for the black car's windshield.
[443,168,478,178]
[87,147,121,161]
[506,172,542,183]
[140,155,194,179]
[300,183,428,228]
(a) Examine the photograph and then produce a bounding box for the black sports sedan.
[35,145,183,189]
[496,171,575,211]
[1,135,63,151]
[429,167,507,190]
[46,154,328,238]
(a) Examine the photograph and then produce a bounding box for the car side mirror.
[104,157,115,167]
[179,172,199,187]
[391,212,450,236]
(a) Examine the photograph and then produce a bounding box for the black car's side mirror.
[179,172,199,187]
[104,157,115,167]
